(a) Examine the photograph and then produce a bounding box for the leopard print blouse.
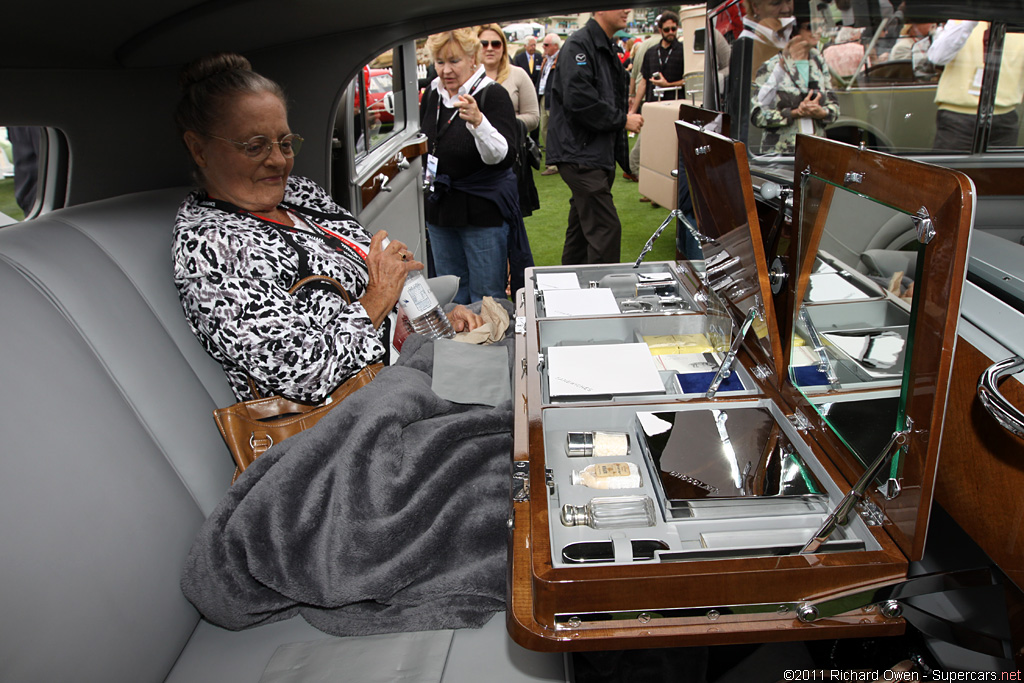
[173,176,386,404]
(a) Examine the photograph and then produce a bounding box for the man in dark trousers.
[546,10,644,264]
[513,35,543,143]
[512,35,543,89]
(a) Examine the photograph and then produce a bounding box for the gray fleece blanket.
[181,317,514,636]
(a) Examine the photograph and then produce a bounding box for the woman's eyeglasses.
[207,133,304,159]
[480,40,503,49]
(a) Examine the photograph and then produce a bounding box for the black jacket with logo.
[545,19,629,172]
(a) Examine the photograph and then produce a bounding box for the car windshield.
[707,0,1024,159]
[369,72,393,94]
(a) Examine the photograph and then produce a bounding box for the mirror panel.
[791,172,924,476]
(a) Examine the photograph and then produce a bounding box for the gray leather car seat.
[0,189,563,683]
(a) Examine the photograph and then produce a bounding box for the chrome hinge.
[537,353,546,372]
[856,497,885,526]
[752,364,771,381]
[545,468,555,495]
[844,171,865,184]
[515,315,527,335]
[512,461,530,502]
[787,412,812,432]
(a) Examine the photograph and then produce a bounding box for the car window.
[986,25,1024,151]
[709,0,1024,158]
[0,125,43,223]
[349,48,406,159]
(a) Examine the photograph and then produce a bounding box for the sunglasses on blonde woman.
[480,40,503,49]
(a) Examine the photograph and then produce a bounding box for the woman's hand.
[792,91,828,120]
[360,230,423,327]
[784,33,812,61]
[455,94,484,127]
[447,305,484,332]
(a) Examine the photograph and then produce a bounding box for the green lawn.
[524,152,677,267]
[0,178,25,221]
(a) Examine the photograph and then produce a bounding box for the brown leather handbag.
[213,275,384,478]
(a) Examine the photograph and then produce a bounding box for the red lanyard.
[248,209,368,261]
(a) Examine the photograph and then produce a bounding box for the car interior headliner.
[5,0,615,70]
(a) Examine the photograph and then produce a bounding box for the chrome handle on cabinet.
[978,355,1024,439]
[395,153,410,171]
[373,173,393,193]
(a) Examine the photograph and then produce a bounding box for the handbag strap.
[246,275,355,400]
[288,274,353,302]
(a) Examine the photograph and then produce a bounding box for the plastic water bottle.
[382,237,454,340]
[399,269,455,339]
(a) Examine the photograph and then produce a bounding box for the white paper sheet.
[806,273,870,302]
[543,288,620,317]
[548,343,665,397]
[535,272,581,291]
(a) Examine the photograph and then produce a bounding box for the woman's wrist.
[359,286,399,328]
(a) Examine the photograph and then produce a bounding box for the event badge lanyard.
[425,71,487,189]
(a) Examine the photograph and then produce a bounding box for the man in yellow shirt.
[927,20,1024,151]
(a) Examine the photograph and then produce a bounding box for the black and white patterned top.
[173,175,386,404]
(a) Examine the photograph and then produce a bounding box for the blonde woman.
[477,24,540,133]
[421,29,520,303]
[478,24,541,222]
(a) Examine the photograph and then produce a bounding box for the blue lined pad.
[792,365,832,387]
[676,371,744,394]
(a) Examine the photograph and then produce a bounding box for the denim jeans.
[426,222,509,304]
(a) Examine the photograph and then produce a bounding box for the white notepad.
[547,343,665,397]
[543,288,620,317]
[535,272,581,291]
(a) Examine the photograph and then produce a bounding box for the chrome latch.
[537,353,546,372]
[695,145,711,155]
[844,171,865,184]
[752,364,771,381]
[914,206,936,244]
[515,316,526,335]
[545,468,555,494]
[511,461,530,502]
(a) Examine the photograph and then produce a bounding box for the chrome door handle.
[395,153,410,171]
[373,173,393,193]
[977,355,1024,439]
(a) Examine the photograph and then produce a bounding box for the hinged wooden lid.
[675,119,785,381]
[780,135,974,561]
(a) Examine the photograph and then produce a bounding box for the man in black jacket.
[546,10,644,264]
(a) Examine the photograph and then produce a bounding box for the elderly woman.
[421,29,519,304]
[750,14,839,155]
[172,52,480,404]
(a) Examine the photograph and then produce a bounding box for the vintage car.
[1,0,1022,681]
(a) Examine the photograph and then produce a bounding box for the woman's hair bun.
[179,52,254,91]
